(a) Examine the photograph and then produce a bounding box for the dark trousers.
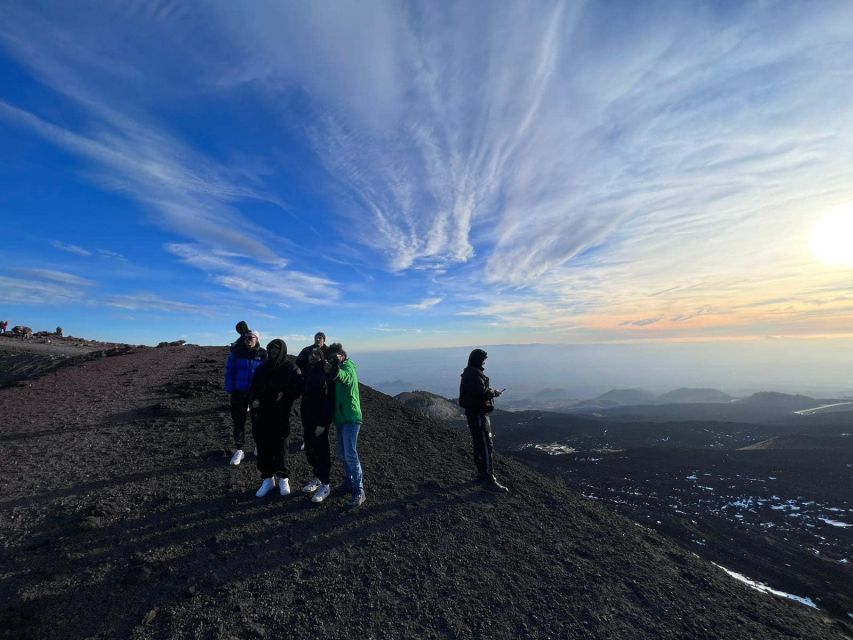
[466,413,494,479]
[252,415,290,479]
[229,392,254,448]
[302,415,331,484]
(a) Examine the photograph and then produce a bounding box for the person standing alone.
[224,330,266,465]
[325,343,366,508]
[459,349,508,492]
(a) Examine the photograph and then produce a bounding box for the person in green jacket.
[324,342,365,507]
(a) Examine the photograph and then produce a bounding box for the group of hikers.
[224,321,509,510]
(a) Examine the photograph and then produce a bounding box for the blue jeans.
[336,422,363,494]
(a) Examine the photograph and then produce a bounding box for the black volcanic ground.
[1,343,851,639]
[491,407,853,622]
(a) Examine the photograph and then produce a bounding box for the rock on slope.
[0,346,849,639]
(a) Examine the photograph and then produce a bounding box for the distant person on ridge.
[230,320,251,352]
[224,330,267,465]
[324,342,366,508]
[459,349,508,492]
[300,347,336,503]
[249,339,303,497]
[296,331,328,371]
[0,320,7,334]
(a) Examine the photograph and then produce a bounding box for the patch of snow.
[727,498,755,509]
[533,443,576,456]
[686,474,698,480]
[793,401,853,415]
[818,518,851,528]
[713,564,818,609]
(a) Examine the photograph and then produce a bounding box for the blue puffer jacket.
[224,345,267,393]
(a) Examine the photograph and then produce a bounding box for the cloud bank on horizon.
[2,1,853,347]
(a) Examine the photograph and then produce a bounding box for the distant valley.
[395,386,853,620]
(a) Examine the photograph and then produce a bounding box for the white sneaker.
[302,478,322,493]
[278,477,291,496]
[256,478,275,497]
[229,449,245,465]
[311,484,331,503]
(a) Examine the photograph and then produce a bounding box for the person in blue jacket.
[224,330,266,465]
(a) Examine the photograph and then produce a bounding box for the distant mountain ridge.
[395,385,843,424]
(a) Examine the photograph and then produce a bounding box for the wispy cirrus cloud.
[102,292,215,316]
[406,297,442,311]
[50,241,92,257]
[0,274,90,305]
[14,268,95,288]
[0,100,281,263]
[165,244,339,305]
[4,2,853,342]
[208,2,853,335]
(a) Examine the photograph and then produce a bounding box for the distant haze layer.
[353,340,853,399]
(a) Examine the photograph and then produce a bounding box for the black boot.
[485,475,509,493]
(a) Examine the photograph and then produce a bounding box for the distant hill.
[500,387,577,410]
[394,390,464,423]
[564,388,658,411]
[595,388,658,405]
[737,392,818,411]
[370,378,419,396]
[658,387,732,404]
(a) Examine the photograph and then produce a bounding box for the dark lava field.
[1,343,851,639]
[492,407,853,623]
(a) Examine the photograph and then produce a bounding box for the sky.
[2,1,853,390]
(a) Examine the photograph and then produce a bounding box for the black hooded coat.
[249,339,302,422]
[458,349,498,414]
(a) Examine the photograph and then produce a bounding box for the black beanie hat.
[235,320,250,336]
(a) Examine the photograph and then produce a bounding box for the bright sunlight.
[811,201,853,267]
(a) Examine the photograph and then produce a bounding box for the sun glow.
[811,202,853,267]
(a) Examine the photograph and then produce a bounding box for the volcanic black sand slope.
[1,346,850,639]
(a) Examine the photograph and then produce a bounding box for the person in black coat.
[249,339,303,497]
[299,347,336,503]
[458,348,508,492]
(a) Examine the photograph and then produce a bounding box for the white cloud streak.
[406,297,442,311]
[165,244,339,305]
[14,268,95,288]
[5,2,853,338]
[50,241,92,257]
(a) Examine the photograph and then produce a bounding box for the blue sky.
[3,1,853,352]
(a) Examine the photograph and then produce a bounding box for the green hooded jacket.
[333,358,363,425]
